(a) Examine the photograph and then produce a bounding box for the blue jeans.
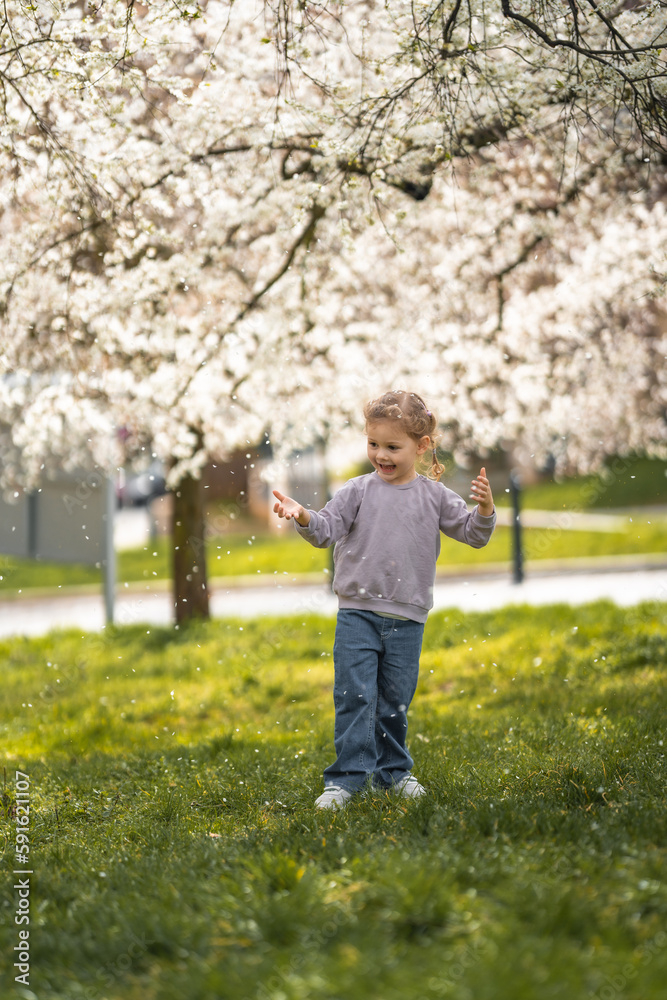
[324,609,425,792]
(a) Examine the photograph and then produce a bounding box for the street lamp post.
[510,469,524,585]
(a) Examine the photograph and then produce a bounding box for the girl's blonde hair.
[363,390,445,481]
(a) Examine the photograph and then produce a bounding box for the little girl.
[272,390,496,809]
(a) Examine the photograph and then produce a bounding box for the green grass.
[1,602,666,999]
[0,530,329,593]
[1,511,666,596]
[3,454,667,596]
[439,518,667,567]
[496,455,667,510]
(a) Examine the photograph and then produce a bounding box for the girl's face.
[366,419,430,485]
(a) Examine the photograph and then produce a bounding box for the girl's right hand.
[272,490,310,526]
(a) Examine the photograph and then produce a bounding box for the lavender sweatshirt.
[296,472,496,623]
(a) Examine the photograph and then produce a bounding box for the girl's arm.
[440,467,496,548]
[272,490,311,527]
[273,479,362,548]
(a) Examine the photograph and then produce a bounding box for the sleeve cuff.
[474,506,496,520]
[295,511,318,536]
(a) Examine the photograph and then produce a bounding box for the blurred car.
[116,460,166,507]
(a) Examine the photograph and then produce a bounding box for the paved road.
[2,563,666,638]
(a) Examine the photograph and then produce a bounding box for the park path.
[492,507,630,530]
[1,561,666,639]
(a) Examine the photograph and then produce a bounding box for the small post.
[510,469,524,585]
[103,476,116,624]
[27,491,38,560]
[148,496,158,545]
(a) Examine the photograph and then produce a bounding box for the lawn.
[1,601,666,999]
[498,456,667,511]
[2,454,667,596]
[1,513,666,596]
[2,455,667,595]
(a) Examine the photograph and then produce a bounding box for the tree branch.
[170,199,329,406]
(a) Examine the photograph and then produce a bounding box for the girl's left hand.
[470,467,494,516]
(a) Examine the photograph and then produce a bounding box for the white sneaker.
[392,775,426,798]
[314,785,353,810]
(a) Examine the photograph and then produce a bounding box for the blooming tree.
[279,128,667,475]
[260,0,667,470]
[267,0,667,180]
[0,0,335,619]
[0,0,665,621]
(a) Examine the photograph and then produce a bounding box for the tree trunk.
[172,473,210,623]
